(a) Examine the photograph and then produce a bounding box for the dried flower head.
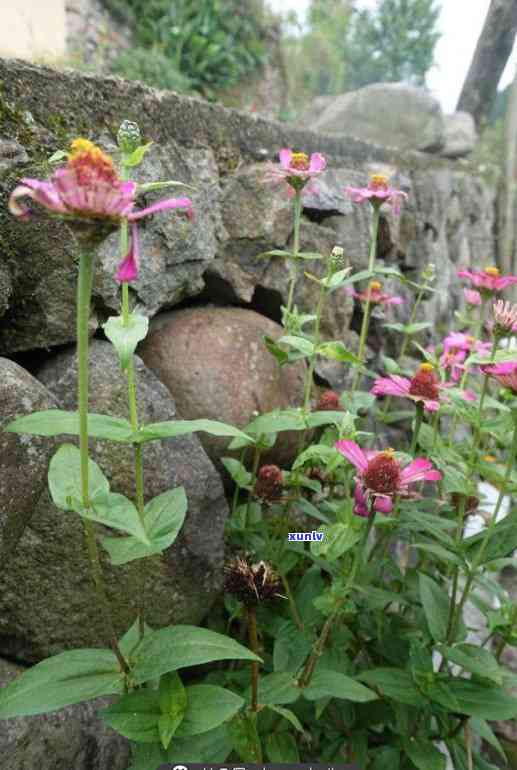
[254,465,284,502]
[316,390,341,411]
[224,556,283,606]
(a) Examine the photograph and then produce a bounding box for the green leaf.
[445,680,517,720]
[102,487,187,565]
[302,670,377,703]
[137,180,196,194]
[101,691,161,743]
[292,444,341,470]
[119,618,153,660]
[310,522,361,561]
[175,685,243,736]
[103,313,149,371]
[221,457,252,487]
[48,149,68,163]
[404,738,446,770]
[131,626,261,684]
[306,410,352,429]
[273,620,313,673]
[266,732,299,762]
[0,649,123,717]
[371,747,401,770]
[84,492,149,543]
[465,509,517,564]
[266,704,305,733]
[439,644,502,685]
[245,409,305,435]
[123,141,153,167]
[357,669,428,707]
[411,542,464,568]
[470,717,507,762]
[158,672,187,748]
[48,444,109,511]
[165,725,232,763]
[252,672,300,705]
[136,419,253,445]
[325,266,353,289]
[228,712,262,763]
[317,341,361,364]
[264,335,289,365]
[5,410,133,442]
[277,335,315,357]
[384,321,432,335]
[419,573,449,642]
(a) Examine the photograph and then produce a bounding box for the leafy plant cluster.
[106,0,268,96]
[2,134,517,770]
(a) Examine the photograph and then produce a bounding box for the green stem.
[77,250,128,674]
[453,415,517,639]
[299,506,376,687]
[410,402,424,455]
[285,190,303,319]
[120,188,146,638]
[247,605,260,711]
[468,337,498,466]
[351,206,380,392]
[281,572,304,631]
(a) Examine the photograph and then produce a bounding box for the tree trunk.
[457,0,517,130]
[500,63,517,291]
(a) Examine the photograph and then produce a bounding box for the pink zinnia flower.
[440,348,467,382]
[346,280,404,306]
[263,148,326,193]
[8,138,193,283]
[464,288,482,306]
[335,442,441,516]
[344,172,408,215]
[457,266,517,294]
[371,363,447,412]
[480,361,517,395]
[440,333,491,381]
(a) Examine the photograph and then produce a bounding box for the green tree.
[345,0,441,88]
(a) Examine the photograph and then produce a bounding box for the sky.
[269,0,517,113]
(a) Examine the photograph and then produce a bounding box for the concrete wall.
[0,1,66,61]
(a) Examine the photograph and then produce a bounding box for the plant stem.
[77,250,128,674]
[468,337,498,466]
[453,415,517,640]
[299,507,376,687]
[247,605,260,711]
[119,209,147,639]
[410,402,424,455]
[281,572,304,631]
[285,190,303,319]
[351,206,380,392]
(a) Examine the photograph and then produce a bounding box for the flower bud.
[117,120,141,155]
[254,465,283,502]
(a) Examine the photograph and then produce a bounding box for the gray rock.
[0,261,12,319]
[0,341,228,662]
[0,658,131,770]
[138,307,306,468]
[440,111,478,159]
[0,358,57,559]
[311,83,445,153]
[0,138,28,174]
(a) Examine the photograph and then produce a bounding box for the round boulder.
[138,307,306,466]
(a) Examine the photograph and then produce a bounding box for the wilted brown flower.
[224,556,283,606]
[316,390,341,411]
[253,465,283,502]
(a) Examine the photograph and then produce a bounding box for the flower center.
[369,173,389,191]
[484,266,500,277]
[68,137,118,187]
[409,364,440,400]
[369,281,382,291]
[363,450,401,494]
[290,152,310,170]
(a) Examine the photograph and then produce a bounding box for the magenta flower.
[335,441,441,516]
[346,280,404,306]
[371,363,448,412]
[464,288,482,306]
[440,348,467,382]
[263,148,326,193]
[457,266,517,294]
[8,138,193,283]
[480,361,517,395]
[344,172,408,215]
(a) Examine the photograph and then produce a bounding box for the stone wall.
[0,57,499,767]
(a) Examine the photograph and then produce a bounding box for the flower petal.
[371,375,411,399]
[115,223,140,283]
[278,148,293,171]
[128,196,193,221]
[335,440,368,472]
[373,495,393,514]
[400,458,441,485]
[309,153,326,173]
